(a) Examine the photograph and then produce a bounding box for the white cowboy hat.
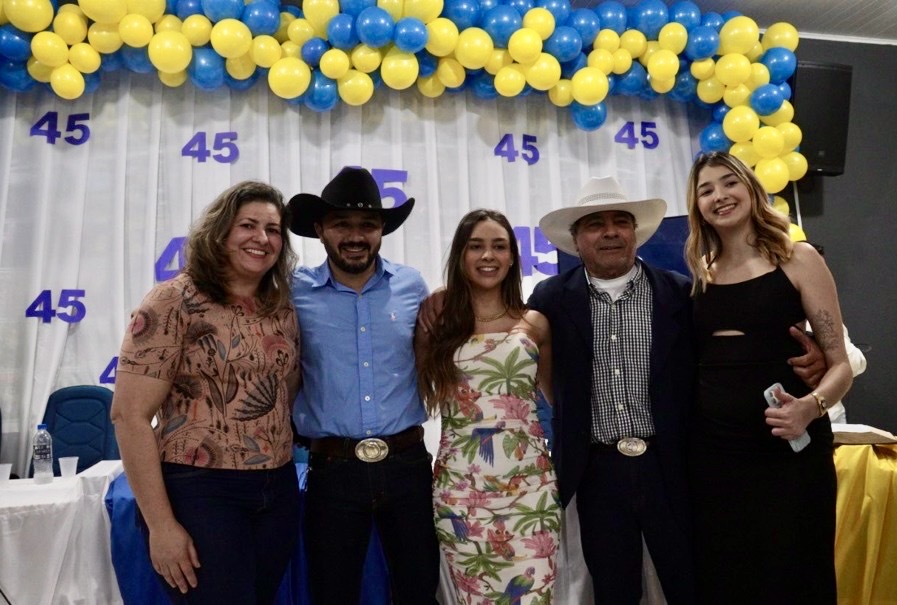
[539,176,667,256]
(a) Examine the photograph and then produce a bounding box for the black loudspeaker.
[790,61,853,176]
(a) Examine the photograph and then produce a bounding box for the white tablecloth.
[0,461,124,605]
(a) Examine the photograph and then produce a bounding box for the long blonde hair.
[684,152,793,294]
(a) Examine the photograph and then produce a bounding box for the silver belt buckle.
[355,438,389,462]
[616,437,648,457]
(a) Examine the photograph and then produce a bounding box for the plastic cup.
[59,456,79,478]
[0,463,11,482]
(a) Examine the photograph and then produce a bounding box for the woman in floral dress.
[417,209,560,605]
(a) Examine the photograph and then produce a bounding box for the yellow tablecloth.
[834,443,897,605]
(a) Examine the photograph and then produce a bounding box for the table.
[0,460,124,605]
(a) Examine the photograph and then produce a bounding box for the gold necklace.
[475,307,508,322]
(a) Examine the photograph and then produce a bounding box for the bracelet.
[811,391,828,417]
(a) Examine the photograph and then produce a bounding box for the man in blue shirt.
[288,167,440,604]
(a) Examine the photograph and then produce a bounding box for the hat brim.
[539,198,667,256]
[287,194,415,238]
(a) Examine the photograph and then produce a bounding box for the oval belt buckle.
[616,437,648,457]
[355,438,389,463]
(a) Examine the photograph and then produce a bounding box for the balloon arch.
[1,0,809,192]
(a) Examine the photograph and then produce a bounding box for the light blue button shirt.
[292,257,429,439]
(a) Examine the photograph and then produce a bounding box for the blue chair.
[40,385,119,475]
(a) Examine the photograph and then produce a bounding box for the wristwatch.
[811,391,828,417]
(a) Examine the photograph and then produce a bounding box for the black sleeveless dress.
[689,266,837,604]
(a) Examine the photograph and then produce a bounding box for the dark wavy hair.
[418,209,525,413]
[184,181,297,316]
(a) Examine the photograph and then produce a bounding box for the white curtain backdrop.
[0,72,702,476]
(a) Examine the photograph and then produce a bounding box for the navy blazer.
[528,261,695,520]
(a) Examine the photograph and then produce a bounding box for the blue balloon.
[570,101,607,130]
[327,14,359,50]
[711,101,728,122]
[356,6,395,48]
[284,5,301,17]
[761,47,797,84]
[394,17,428,53]
[443,0,482,30]
[721,10,742,22]
[242,1,280,36]
[684,25,718,60]
[699,122,730,153]
[630,0,668,40]
[567,9,600,48]
[606,72,617,95]
[668,70,697,103]
[560,52,587,79]
[535,0,571,28]
[507,0,534,17]
[100,50,123,72]
[82,71,101,94]
[120,46,154,73]
[777,81,792,101]
[225,69,260,90]
[0,59,35,92]
[201,0,244,22]
[481,6,521,48]
[701,11,723,31]
[750,83,784,116]
[616,62,647,95]
[176,0,203,19]
[477,0,498,16]
[669,1,701,31]
[304,72,339,112]
[416,50,438,77]
[544,26,582,63]
[595,1,627,34]
[368,69,382,89]
[340,0,375,17]
[188,47,226,90]
[166,0,178,15]
[0,25,32,62]
[470,70,498,99]
[301,37,330,67]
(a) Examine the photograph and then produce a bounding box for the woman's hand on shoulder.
[521,309,550,347]
[417,288,446,335]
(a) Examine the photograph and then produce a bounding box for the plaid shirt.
[586,262,655,444]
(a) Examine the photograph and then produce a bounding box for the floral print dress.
[434,331,560,605]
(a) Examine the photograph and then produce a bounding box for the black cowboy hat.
[288,167,415,237]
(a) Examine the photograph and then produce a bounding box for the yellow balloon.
[649,75,674,94]
[762,22,799,52]
[57,4,85,17]
[88,23,124,53]
[759,100,794,126]
[745,41,763,62]
[526,52,560,91]
[611,48,631,75]
[425,18,459,57]
[31,31,69,68]
[638,40,659,68]
[148,31,193,73]
[619,29,646,59]
[119,13,154,48]
[752,125,785,158]
[508,28,542,64]
[350,44,382,73]
[158,69,187,87]
[587,48,613,75]
[182,14,213,46]
[26,57,53,82]
[494,64,526,97]
[454,27,493,69]
[484,48,512,75]
[281,40,301,59]
[226,53,256,80]
[748,63,770,89]
[690,57,715,80]
[3,0,53,32]
[210,19,253,59]
[696,76,724,104]
[548,78,573,107]
[714,53,751,87]
[154,14,182,33]
[788,223,807,242]
[722,105,760,143]
[594,29,620,52]
[658,22,687,54]
[274,12,296,43]
[320,48,350,79]
[267,56,312,98]
[53,11,88,45]
[776,122,802,151]
[416,74,445,98]
[718,15,759,55]
[723,83,751,108]
[781,151,809,181]
[251,35,283,68]
[771,195,790,216]
[754,157,790,194]
[436,56,464,88]
[79,0,128,25]
[68,42,101,73]
[403,0,442,24]
[377,0,403,22]
[127,0,165,23]
[729,142,760,168]
[571,66,608,105]
[303,0,339,38]
[50,63,85,100]
[646,48,678,81]
[523,7,555,40]
[287,18,315,47]
[381,48,419,90]
[338,69,374,105]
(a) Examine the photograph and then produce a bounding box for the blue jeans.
[144,462,301,605]
[303,441,440,605]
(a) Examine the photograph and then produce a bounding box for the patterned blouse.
[117,273,299,470]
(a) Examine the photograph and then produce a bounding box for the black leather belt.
[592,437,653,457]
[309,426,424,463]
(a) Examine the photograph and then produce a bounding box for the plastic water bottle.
[33,423,54,484]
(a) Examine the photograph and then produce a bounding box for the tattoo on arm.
[810,310,838,351]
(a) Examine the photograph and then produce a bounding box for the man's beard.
[323,239,379,274]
